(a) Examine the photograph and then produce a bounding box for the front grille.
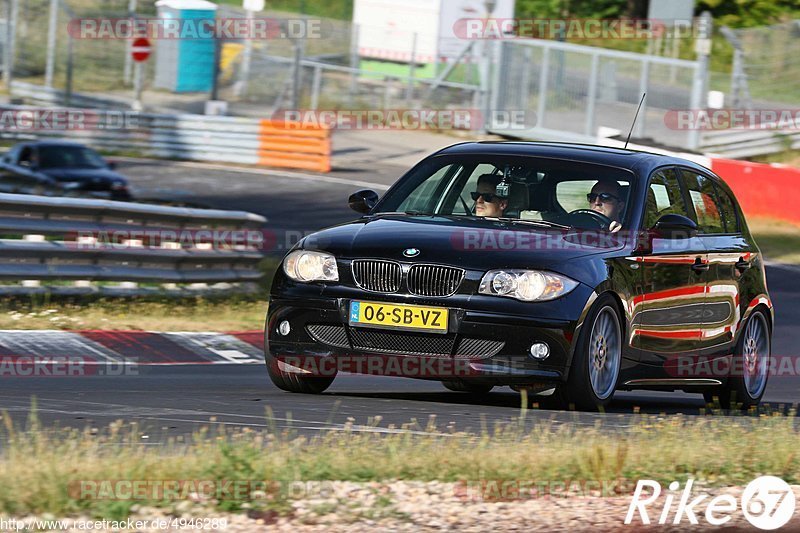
[454,337,505,359]
[407,265,465,297]
[349,328,455,357]
[306,324,504,360]
[351,260,402,293]
[306,325,350,349]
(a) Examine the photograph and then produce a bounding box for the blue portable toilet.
[153,0,218,92]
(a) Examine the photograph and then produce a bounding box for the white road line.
[114,156,391,191]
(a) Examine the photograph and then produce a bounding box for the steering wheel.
[568,209,613,229]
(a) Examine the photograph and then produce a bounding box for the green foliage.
[217,0,353,20]
[516,0,636,19]
[696,0,800,28]
[516,0,799,27]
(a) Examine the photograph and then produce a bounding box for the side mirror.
[652,213,698,239]
[107,161,117,170]
[348,189,379,214]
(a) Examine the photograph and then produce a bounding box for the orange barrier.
[711,158,800,225]
[257,119,332,172]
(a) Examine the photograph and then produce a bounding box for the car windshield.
[37,146,107,170]
[374,155,634,230]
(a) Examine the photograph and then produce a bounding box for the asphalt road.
[0,157,796,438]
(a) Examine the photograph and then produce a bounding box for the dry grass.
[0,298,266,331]
[0,408,797,519]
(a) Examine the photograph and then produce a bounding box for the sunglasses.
[587,192,620,203]
[471,191,500,202]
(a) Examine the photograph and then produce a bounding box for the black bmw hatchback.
[265,142,773,411]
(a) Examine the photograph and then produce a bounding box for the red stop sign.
[131,37,151,62]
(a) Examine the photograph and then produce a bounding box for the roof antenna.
[624,93,646,150]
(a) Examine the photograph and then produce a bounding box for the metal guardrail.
[0,192,268,295]
[9,81,133,110]
[700,129,800,158]
[0,101,332,172]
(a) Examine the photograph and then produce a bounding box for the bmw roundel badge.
[403,248,420,258]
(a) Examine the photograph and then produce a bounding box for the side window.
[714,184,740,233]
[452,163,498,214]
[644,168,690,228]
[397,164,460,213]
[18,147,32,167]
[681,170,725,234]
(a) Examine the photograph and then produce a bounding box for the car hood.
[299,215,630,280]
[39,168,126,184]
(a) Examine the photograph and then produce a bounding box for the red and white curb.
[0,330,264,365]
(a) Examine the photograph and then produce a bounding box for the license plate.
[349,301,449,333]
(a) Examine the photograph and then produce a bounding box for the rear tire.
[441,380,494,394]
[703,309,770,410]
[561,295,623,411]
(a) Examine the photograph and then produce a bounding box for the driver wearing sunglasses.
[471,174,509,217]
[587,180,625,232]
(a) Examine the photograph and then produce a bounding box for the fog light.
[529,342,550,360]
[278,320,291,336]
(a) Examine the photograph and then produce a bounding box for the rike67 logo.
[625,476,796,530]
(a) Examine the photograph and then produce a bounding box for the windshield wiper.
[492,217,571,230]
[368,211,432,217]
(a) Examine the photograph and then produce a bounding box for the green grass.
[749,218,800,265]
[0,408,797,519]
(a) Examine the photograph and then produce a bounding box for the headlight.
[478,269,578,302]
[283,250,338,282]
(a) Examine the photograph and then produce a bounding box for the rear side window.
[644,168,690,228]
[714,184,740,233]
[681,170,725,234]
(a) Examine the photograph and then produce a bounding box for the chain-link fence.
[720,20,800,109]
[14,2,800,155]
[2,0,481,115]
[11,0,151,94]
[491,38,703,149]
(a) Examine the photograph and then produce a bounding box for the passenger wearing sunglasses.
[587,180,625,232]
[471,174,509,217]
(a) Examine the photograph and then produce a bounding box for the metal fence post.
[406,32,417,107]
[65,33,74,106]
[634,59,649,139]
[44,0,58,88]
[4,0,18,91]
[348,23,359,105]
[310,65,321,110]
[123,0,137,85]
[688,11,712,150]
[519,47,532,112]
[236,6,255,97]
[291,42,302,110]
[536,45,550,130]
[584,53,600,137]
[383,76,392,109]
[488,40,503,130]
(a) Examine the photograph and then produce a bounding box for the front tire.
[561,296,623,411]
[704,309,770,410]
[265,354,336,394]
[264,326,336,393]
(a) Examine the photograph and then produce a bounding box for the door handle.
[691,259,709,273]
[735,258,752,272]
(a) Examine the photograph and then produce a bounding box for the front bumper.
[266,284,594,385]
